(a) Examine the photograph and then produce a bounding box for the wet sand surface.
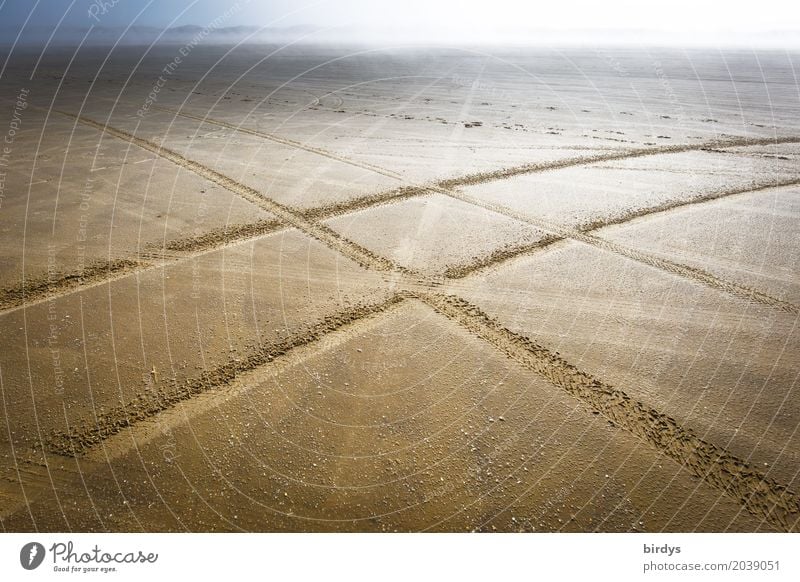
[0,45,798,532]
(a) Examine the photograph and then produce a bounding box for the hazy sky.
[1,0,798,43]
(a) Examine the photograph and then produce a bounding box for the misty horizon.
[2,23,800,49]
[1,0,799,49]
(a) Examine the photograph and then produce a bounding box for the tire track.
[159,218,283,253]
[152,105,404,180]
[580,234,799,314]
[578,178,800,232]
[20,112,799,532]
[444,187,800,314]
[301,186,431,221]
[7,175,797,313]
[437,136,800,189]
[159,103,800,192]
[443,236,561,279]
[0,220,286,313]
[412,291,800,532]
[48,294,406,457]
[0,181,429,314]
[0,258,145,311]
[13,109,793,314]
[52,109,399,273]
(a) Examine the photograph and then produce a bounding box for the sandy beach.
[0,44,798,532]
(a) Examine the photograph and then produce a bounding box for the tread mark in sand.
[412,291,800,533]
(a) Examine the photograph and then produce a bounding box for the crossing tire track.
[437,136,800,189]
[444,187,800,314]
[412,291,800,532]
[53,109,400,273]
